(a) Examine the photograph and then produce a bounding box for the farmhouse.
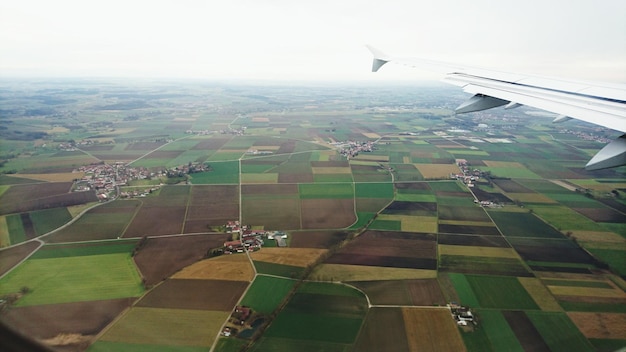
[448,303,476,326]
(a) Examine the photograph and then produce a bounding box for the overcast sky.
[1,0,625,82]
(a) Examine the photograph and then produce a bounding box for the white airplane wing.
[367,46,626,170]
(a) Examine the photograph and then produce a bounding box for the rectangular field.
[0,253,144,306]
[99,307,229,347]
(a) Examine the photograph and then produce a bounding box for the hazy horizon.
[2,0,625,83]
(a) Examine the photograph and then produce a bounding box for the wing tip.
[366,45,389,72]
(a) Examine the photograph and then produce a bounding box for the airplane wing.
[367,46,626,170]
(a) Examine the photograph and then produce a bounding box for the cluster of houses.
[221,305,252,337]
[447,303,476,326]
[450,159,484,188]
[337,140,377,158]
[73,162,162,200]
[223,221,288,254]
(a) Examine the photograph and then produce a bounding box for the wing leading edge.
[367,46,626,170]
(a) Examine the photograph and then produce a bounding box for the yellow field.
[9,172,85,182]
[402,307,466,352]
[414,164,460,179]
[377,215,437,233]
[99,307,228,347]
[549,180,577,191]
[172,254,254,281]
[251,145,280,150]
[310,264,437,282]
[548,285,626,299]
[517,277,562,311]
[67,203,99,218]
[438,245,520,259]
[438,220,498,226]
[252,117,270,122]
[569,231,626,245]
[0,216,9,247]
[241,173,278,184]
[483,161,525,168]
[506,193,558,204]
[352,154,389,162]
[249,247,327,267]
[568,312,626,339]
[311,167,352,174]
[361,132,380,139]
[46,126,70,133]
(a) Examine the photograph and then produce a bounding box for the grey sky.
[1,0,625,82]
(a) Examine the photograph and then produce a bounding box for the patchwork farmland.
[0,82,624,352]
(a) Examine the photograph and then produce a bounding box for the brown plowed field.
[289,230,349,248]
[172,254,254,281]
[349,279,446,306]
[124,142,166,150]
[354,307,410,352]
[503,310,551,352]
[573,207,626,223]
[123,206,186,237]
[438,234,510,247]
[242,198,301,230]
[512,244,599,264]
[395,182,431,191]
[402,308,466,352]
[568,312,626,339]
[341,241,435,259]
[0,182,71,203]
[0,298,134,339]
[0,241,41,276]
[249,247,327,267]
[185,204,239,220]
[493,179,534,193]
[325,231,437,269]
[300,199,355,229]
[136,278,248,311]
[438,205,491,222]
[133,234,229,286]
[190,185,238,204]
[326,253,436,270]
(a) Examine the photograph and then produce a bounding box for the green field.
[253,261,304,278]
[264,311,363,343]
[439,255,530,276]
[447,273,480,307]
[468,275,539,309]
[29,207,74,236]
[189,161,239,184]
[239,275,297,314]
[0,251,144,306]
[30,241,138,259]
[88,341,209,352]
[354,182,394,198]
[478,310,524,352]
[488,211,565,239]
[299,183,353,199]
[6,213,26,244]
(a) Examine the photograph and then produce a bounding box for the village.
[333,140,377,159]
[221,221,288,254]
[69,160,211,201]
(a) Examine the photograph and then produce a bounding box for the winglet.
[366,45,390,72]
[585,134,626,170]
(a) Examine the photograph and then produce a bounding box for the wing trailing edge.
[367,46,626,170]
